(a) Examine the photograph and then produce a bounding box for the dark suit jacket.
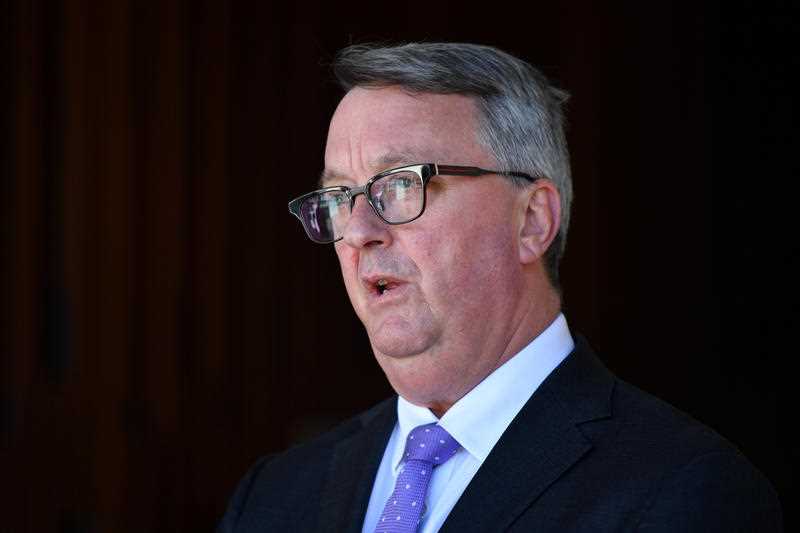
[217,336,783,532]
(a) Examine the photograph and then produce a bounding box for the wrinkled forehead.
[323,87,488,183]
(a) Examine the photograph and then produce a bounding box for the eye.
[389,177,413,193]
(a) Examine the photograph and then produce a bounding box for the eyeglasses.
[287,163,538,244]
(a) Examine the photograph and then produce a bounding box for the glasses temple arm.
[434,164,538,182]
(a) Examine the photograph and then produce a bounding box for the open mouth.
[362,274,405,299]
[375,278,400,296]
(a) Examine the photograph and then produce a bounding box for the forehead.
[323,86,488,182]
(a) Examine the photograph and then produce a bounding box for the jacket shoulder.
[598,379,782,530]
[217,397,396,532]
[540,337,782,530]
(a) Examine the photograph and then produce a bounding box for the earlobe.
[518,181,561,265]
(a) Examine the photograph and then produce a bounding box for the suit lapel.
[318,398,398,533]
[440,336,614,532]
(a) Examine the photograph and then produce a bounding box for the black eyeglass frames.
[287,163,537,244]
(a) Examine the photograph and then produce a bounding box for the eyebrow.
[318,149,428,188]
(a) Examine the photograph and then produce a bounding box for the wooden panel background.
[2,1,796,531]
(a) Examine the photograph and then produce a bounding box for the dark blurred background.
[2,0,797,531]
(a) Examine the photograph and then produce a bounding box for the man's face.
[323,87,530,412]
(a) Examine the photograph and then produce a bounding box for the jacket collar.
[439,334,615,532]
[318,397,398,532]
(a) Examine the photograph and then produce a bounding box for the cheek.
[416,207,518,306]
[335,245,360,294]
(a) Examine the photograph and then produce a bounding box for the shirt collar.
[393,313,574,471]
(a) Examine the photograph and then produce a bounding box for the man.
[218,43,782,532]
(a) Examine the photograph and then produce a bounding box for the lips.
[362,274,406,298]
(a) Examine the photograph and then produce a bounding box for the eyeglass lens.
[299,171,424,242]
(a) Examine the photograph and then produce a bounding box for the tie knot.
[403,423,460,465]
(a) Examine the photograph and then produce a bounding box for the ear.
[518,180,561,265]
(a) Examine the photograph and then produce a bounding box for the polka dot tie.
[374,423,461,532]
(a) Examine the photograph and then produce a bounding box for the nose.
[340,193,392,249]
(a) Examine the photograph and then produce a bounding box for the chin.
[371,330,450,397]
[364,312,439,359]
[370,332,429,359]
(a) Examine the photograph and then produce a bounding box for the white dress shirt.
[361,313,575,533]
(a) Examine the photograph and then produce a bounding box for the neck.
[425,280,562,418]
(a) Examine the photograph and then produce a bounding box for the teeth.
[376,279,388,295]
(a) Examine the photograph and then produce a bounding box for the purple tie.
[374,423,461,532]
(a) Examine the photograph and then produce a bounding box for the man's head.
[333,43,573,282]
[291,43,572,415]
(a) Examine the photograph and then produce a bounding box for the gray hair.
[332,42,572,285]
